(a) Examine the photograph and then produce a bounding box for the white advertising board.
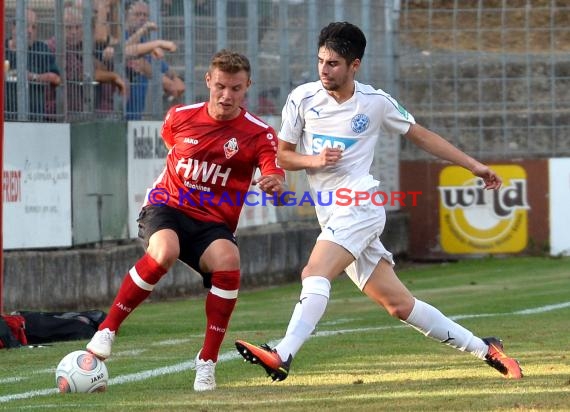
[126,121,169,238]
[3,122,72,249]
[549,158,570,256]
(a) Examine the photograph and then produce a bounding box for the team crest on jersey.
[224,137,239,159]
[351,114,370,133]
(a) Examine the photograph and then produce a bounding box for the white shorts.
[316,190,394,290]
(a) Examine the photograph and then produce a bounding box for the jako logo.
[438,165,530,254]
[183,137,199,144]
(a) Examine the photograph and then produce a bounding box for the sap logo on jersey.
[438,165,530,254]
[312,134,356,153]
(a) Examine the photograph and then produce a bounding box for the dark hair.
[209,49,251,78]
[318,22,366,63]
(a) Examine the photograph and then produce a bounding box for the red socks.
[199,270,240,362]
[99,258,239,363]
[99,253,167,332]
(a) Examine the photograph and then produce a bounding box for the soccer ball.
[55,350,109,393]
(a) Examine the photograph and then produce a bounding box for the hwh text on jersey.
[175,158,231,186]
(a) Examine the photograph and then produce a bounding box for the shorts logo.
[351,114,369,133]
[438,165,529,254]
[224,137,239,159]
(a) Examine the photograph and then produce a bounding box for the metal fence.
[397,0,570,159]
[3,0,394,122]
[4,0,570,158]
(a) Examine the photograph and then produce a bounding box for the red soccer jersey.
[145,102,283,232]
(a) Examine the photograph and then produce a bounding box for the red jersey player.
[150,95,282,232]
[87,50,285,391]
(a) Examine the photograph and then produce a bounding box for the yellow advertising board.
[438,165,529,254]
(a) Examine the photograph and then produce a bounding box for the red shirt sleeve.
[256,127,285,177]
[161,105,181,148]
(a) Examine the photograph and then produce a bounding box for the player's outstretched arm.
[404,123,502,189]
[277,140,342,171]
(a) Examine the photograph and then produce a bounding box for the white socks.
[274,283,489,362]
[275,276,331,361]
[404,298,488,359]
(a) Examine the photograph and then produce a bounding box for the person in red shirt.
[86,49,285,391]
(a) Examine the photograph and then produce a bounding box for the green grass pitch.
[1,256,569,411]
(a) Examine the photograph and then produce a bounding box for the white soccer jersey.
[279,80,416,222]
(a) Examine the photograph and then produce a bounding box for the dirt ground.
[400,0,570,53]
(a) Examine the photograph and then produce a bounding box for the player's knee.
[147,246,179,269]
[385,304,405,320]
[301,263,323,278]
[384,300,414,320]
[146,230,180,268]
[211,251,240,271]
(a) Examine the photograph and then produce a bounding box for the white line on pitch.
[1,300,568,404]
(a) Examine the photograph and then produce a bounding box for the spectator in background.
[124,0,184,119]
[93,0,122,114]
[68,0,123,114]
[4,8,61,121]
[45,6,126,117]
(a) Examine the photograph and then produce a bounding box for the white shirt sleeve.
[278,90,305,145]
[380,92,416,135]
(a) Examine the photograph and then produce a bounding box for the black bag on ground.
[14,310,107,345]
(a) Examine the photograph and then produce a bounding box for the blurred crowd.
[4,0,186,122]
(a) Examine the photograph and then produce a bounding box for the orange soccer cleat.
[235,340,292,382]
[483,337,523,379]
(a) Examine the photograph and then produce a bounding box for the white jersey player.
[279,79,415,225]
[236,22,522,381]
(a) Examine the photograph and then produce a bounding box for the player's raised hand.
[472,163,502,190]
[315,147,342,167]
[255,174,285,195]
